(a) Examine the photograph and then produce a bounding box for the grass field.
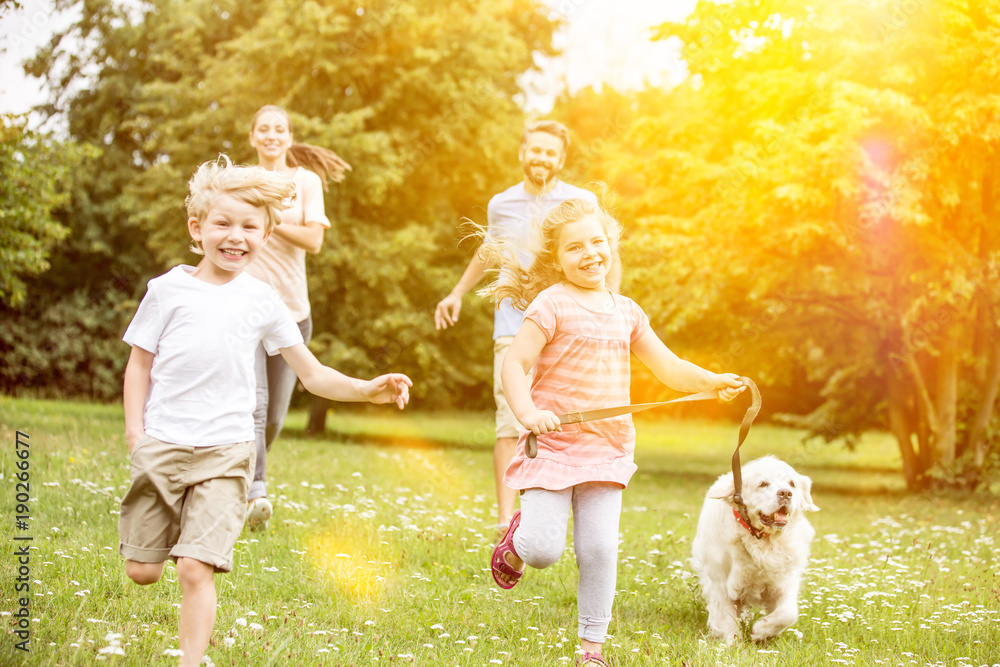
[1,397,998,666]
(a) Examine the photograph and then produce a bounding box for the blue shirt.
[486,180,599,339]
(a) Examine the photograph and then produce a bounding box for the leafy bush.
[0,291,133,401]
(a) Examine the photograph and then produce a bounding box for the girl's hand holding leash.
[716,373,746,402]
[521,409,562,436]
[366,373,413,409]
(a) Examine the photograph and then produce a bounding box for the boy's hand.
[715,373,746,402]
[366,373,413,409]
[521,409,562,436]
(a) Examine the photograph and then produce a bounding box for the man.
[435,120,618,538]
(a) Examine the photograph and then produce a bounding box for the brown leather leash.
[728,377,763,538]
[525,376,763,536]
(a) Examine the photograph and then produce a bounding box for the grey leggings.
[513,483,623,643]
[249,316,312,500]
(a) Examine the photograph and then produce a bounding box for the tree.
[0,110,137,399]
[603,0,1000,490]
[0,114,82,306]
[19,0,558,411]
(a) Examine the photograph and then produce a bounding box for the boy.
[119,157,411,667]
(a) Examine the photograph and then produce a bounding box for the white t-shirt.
[244,167,330,322]
[123,266,304,446]
[486,180,598,338]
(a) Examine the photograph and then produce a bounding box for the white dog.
[690,455,819,644]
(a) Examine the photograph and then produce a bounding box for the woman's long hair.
[251,105,352,188]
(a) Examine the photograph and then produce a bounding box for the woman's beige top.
[245,167,329,322]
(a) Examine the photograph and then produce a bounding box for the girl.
[484,199,744,666]
[244,104,351,530]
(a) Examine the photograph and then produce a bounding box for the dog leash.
[524,387,719,458]
[524,376,763,536]
[729,377,763,538]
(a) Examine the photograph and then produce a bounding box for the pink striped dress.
[503,283,650,491]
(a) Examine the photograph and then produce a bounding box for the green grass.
[1,397,998,666]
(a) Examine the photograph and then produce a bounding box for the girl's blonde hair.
[250,105,351,188]
[185,155,296,254]
[479,198,622,311]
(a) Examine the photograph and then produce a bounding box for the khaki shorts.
[118,435,255,573]
[494,336,533,439]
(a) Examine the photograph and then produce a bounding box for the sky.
[524,0,696,110]
[0,0,74,117]
[0,0,697,120]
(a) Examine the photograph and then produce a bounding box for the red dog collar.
[733,507,767,539]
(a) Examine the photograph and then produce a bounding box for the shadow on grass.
[636,466,909,498]
[284,427,493,452]
[289,428,911,498]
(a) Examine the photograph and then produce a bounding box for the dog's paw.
[707,629,739,646]
[751,614,794,642]
[706,618,740,646]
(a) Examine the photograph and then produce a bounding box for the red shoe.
[490,509,523,590]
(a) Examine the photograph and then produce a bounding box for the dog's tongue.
[774,509,789,523]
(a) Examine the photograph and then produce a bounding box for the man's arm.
[434,248,489,330]
[123,345,155,452]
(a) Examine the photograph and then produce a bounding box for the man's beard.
[525,161,556,186]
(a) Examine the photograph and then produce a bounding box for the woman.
[244,104,351,530]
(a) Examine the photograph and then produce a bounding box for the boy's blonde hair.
[185,155,296,254]
[479,198,622,310]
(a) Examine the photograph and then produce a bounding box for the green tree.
[20,0,557,410]
[604,0,1000,490]
[0,111,137,398]
[0,115,74,306]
